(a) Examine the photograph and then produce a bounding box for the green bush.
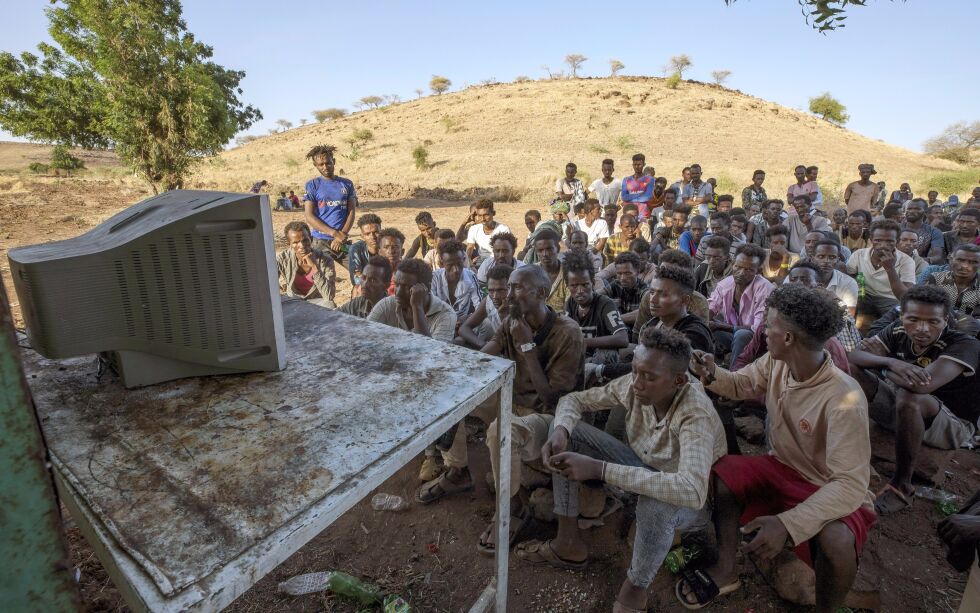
[28,162,49,174]
[412,146,430,170]
[808,92,849,126]
[923,170,980,196]
[665,71,681,90]
[439,115,462,133]
[589,144,610,154]
[50,145,85,176]
[613,135,635,153]
[352,128,374,143]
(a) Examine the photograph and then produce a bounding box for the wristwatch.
[519,342,536,353]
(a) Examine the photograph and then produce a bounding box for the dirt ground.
[2,176,978,612]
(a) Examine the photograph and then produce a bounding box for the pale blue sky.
[3,0,977,152]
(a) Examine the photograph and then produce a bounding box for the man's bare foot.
[615,578,647,611]
[676,565,737,608]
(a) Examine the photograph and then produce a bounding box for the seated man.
[681,285,875,611]
[417,266,584,556]
[695,212,736,262]
[847,219,915,325]
[653,205,691,253]
[574,199,611,255]
[405,211,438,260]
[465,199,511,268]
[596,237,658,288]
[898,229,930,280]
[732,262,850,373]
[695,235,733,298]
[564,250,629,367]
[708,244,774,366]
[367,258,456,339]
[274,191,292,211]
[520,207,565,264]
[457,264,513,348]
[786,194,831,253]
[423,228,456,271]
[276,221,336,307]
[477,232,525,289]
[533,229,569,311]
[848,285,980,515]
[338,255,391,318]
[521,327,726,613]
[431,240,483,329]
[347,213,382,293]
[604,213,640,265]
[678,214,708,258]
[604,251,649,327]
[377,228,406,296]
[760,224,797,284]
[925,243,980,334]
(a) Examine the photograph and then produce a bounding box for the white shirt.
[476,256,525,284]
[846,248,916,300]
[825,269,859,309]
[574,218,610,248]
[466,222,511,259]
[588,178,622,206]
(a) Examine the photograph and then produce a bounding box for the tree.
[430,75,451,95]
[313,108,347,122]
[0,0,260,193]
[412,145,429,170]
[383,94,401,105]
[299,118,308,126]
[50,144,84,176]
[924,121,980,165]
[669,55,693,78]
[414,88,424,99]
[609,59,624,77]
[235,134,259,146]
[514,75,530,83]
[711,69,732,85]
[724,0,902,32]
[808,92,849,125]
[275,119,293,131]
[565,54,587,78]
[359,95,384,108]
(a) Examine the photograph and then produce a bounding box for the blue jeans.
[550,421,705,588]
[712,328,754,368]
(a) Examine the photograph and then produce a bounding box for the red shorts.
[712,454,876,567]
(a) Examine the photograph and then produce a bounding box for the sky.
[2,0,978,152]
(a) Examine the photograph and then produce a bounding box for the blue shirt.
[303,176,356,240]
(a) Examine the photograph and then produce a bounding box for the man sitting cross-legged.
[338,255,391,318]
[518,327,726,613]
[848,284,980,515]
[564,250,630,371]
[416,266,584,556]
[457,264,513,348]
[604,251,650,327]
[680,285,875,612]
[707,243,774,367]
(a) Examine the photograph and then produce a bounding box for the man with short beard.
[747,198,787,248]
[902,198,943,260]
[347,213,382,293]
[457,264,513,348]
[477,232,525,289]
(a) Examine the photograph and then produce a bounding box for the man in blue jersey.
[302,144,358,261]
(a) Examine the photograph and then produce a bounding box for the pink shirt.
[708,274,775,330]
[788,181,819,203]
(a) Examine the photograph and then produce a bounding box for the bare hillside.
[191,76,960,202]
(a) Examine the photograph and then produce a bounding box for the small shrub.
[665,71,681,90]
[923,170,980,196]
[669,54,693,78]
[613,135,635,153]
[439,115,462,133]
[711,69,732,85]
[808,92,849,126]
[50,145,85,176]
[589,144,611,154]
[412,146,430,170]
[491,186,527,202]
[284,157,300,169]
[514,75,531,83]
[28,162,49,174]
[343,143,361,161]
[352,128,374,143]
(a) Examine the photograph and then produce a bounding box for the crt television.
[8,190,286,388]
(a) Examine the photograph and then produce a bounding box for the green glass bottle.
[856,272,866,299]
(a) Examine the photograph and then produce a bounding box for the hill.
[191,76,965,203]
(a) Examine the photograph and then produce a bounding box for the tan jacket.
[276,248,336,306]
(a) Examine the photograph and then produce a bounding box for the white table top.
[24,299,514,611]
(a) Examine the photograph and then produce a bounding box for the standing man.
[588,159,622,206]
[621,154,654,221]
[787,165,818,205]
[682,163,714,217]
[806,166,824,208]
[741,170,768,211]
[465,199,511,268]
[787,195,831,254]
[302,145,357,259]
[844,163,881,214]
[708,244,775,366]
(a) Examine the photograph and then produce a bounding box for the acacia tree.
[609,59,624,77]
[669,54,693,78]
[313,108,346,122]
[414,88,424,99]
[430,75,451,95]
[275,119,292,131]
[0,0,260,193]
[924,121,980,165]
[565,54,587,77]
[808,92,849,125]
[711,69,732,85]
[359,95,384,108]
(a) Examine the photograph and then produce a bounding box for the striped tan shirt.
[553,375,726,509]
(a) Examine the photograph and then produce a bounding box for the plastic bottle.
[914,486,960,516]
[371,493,408,512]
[277,571,383,604]
[856,272,866,299]
[664,545,702,574]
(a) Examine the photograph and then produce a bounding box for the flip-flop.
[415,471,473,505]
[477,509,529,557]
[514,539,587,570]
[874,483,913,515]
[675,568,741,610]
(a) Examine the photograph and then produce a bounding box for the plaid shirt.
[554,375,727,509]
[928,271,980,316]
[604,232,633,266]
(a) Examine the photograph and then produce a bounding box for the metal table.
[22,300,515,612]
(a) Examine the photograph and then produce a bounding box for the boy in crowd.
[338,255,391,319]
[604,251,649,326]
[588,158,622,206]
[682,285,874,612]
[457,264,513,348]
[848,285,980,514]
[575,199,611,255]
[378,228,406,296]
[405,211,439,260]
[604,213,640,265]
[465,199,511,267]
[347,213,382,293]
[563,251,629,367]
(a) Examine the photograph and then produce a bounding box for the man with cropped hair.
[477,231,525,288]
[347,213,382,292]
[431,239,483,326]
[707,243,774,366]
[378,227,406,296]
[339,255,391,318]
[465,199,511,267]
[694,235,733,297]
[457,264,513,348]
[588,158,622,206]
[847,219,916,321]
[405,211,439,260]
[563,250,629,364]
[621,153,655,221]
[605,251,649,326]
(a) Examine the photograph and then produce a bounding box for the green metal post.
[0,275,79,610]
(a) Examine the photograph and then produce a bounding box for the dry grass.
[189,76,964,200]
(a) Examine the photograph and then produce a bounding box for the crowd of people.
[275,144,980,612]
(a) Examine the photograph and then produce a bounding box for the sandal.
[874,483,913,515]
[675,568,740,610]
[416,471,473,505]
[514,539,587,570]
[477,508,529,557]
